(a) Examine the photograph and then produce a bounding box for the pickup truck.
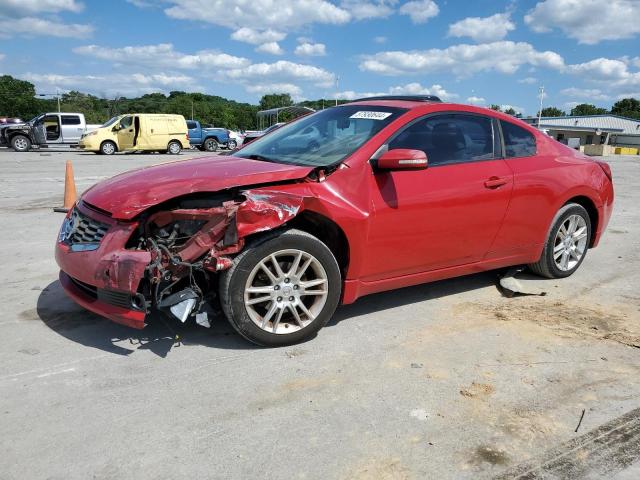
[0,112,100,152]
[186,120,234,151]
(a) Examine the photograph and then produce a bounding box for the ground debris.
[456,299,640,349]
[498,267,547,297]
[460,382,495,398]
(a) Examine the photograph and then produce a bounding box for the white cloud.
[567,57,629,81]
[360,41,565,77]
[633,57,640,69]
[22,72,199,98]
[341,0,395,20]
[73,44,250,70]
[1,0,83,15]
[230,27,285,45]
[500,104,525,114]
[255,42,285,55]
[467,96,485,105]
[399,0,439,24]
[560,87,611,101]
[246,82,303,97]
[566,57,640,97]
[294,42,327,56]
[163,0,351,32]
[448,13,515,43]
[222,60,336,88]
[374,36,387,44]
[336,82,457,101]
[525,0,640,44]
[518,77,538,84]
[0,17,93,38]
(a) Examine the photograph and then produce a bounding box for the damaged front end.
[57,189,305,329]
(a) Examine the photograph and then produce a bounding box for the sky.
[1,0,640,114]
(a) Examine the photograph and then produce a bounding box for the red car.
[55,95,614,346]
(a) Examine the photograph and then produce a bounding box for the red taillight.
[596,160,612,181]
[186,131,189,139]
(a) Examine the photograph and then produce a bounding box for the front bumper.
[55,203,151,329]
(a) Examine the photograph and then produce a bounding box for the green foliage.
[538,107,566,117]
[570,103,607,116]
[490,104,501,111]
[258,93,294,110]
[611,98,640,120]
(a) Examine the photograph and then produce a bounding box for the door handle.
[484,177,508,189]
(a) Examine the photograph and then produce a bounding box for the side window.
[119,116,133,129]
[500,120,536,157]
[186,121,197,129]
[389,114,495,166]
[61,115,81,125]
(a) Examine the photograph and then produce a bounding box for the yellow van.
[78,114,189,155]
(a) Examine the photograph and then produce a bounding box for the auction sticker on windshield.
[350,111,392,120]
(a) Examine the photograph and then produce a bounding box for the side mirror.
[375,149,428,170]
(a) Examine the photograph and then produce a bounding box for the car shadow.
[36,270,503,358]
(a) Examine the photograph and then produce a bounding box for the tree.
[570,103,607,116]
[259,93,293,111]
[0,75,43,119]
[538,107,566,117]
[611,97,640,119]
[490,104,502,111]
[504,107,517,115]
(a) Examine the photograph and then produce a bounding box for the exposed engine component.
[131,190,305,325]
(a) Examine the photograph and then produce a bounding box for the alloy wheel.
[553,214,588,271]
[243,249,329,334]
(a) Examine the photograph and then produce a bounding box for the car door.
[187,121,200,144]
[116,115,135,150]
[32,115,47,145]
[43,114,62,144]
[60,115,83,143]
[363,113,514,281]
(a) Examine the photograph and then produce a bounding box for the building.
[523,115,640,152]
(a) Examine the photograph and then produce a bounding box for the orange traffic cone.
[54,160,78,213]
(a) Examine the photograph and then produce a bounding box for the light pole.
[537,86,544,127]
[335,76,340,106]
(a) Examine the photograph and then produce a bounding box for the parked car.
[0,113,97,152]
[186,120,232,151]
[78,114,188,155]
[228,129,244,148]
[242,122,285,146]
[0,117,23,124]
[55,95,613,346]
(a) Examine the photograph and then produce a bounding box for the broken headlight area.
[128,190,305,326]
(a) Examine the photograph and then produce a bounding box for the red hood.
[82,155,313,219]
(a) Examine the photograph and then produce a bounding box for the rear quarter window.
[501,120,536,158]
[61,115,81,125]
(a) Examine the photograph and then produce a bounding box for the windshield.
[235,105,406,167]
[101,116,121,128]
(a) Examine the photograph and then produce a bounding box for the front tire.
[219,229,341,346]
[203,138,218,152]
[100,140,117,155]
[529,203,591,279]
[167,140,182,155]
[227,139,237,150]
[11,135,31,152]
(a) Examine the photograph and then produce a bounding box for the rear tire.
[529,203,591,279]
[100,141,116,155]
[167,140,182,155]
[227,139,237,150]
[203,138,218,152]
[219,229,341,346]
[11,135,31,152]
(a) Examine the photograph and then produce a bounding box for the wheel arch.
[286,211,350,277]
[100,139,117,152]
[168,138,186,148]
[563,195,598,247]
